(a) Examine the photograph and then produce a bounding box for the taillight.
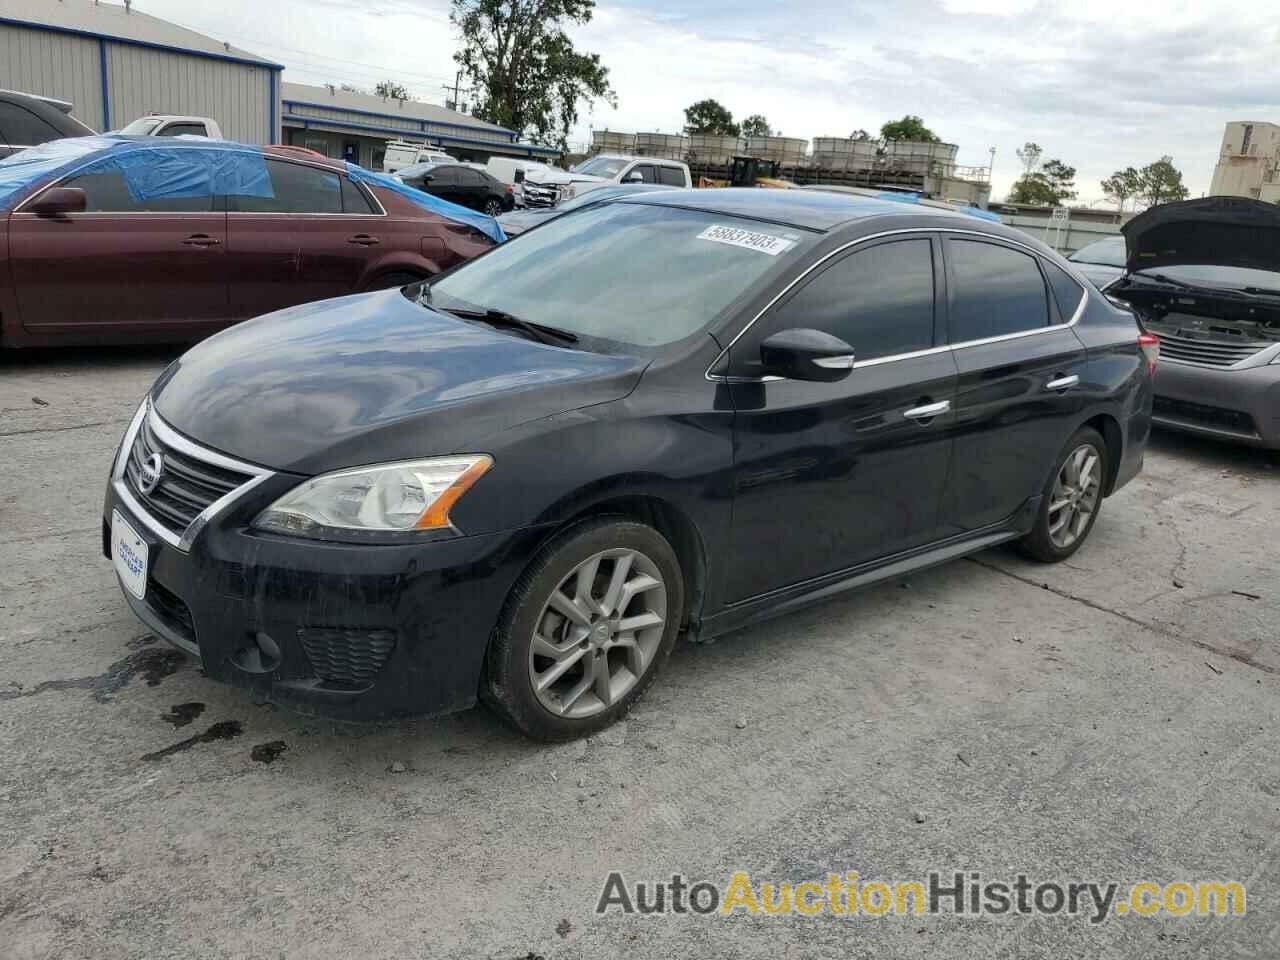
[1138,333,1159,375]
[505,184,512,193]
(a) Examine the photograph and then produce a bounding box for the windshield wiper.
[441,305,578,346]
[1242,285,1280,297]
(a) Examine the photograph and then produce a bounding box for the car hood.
[1122,196,1280,275]
[152,289,644,475]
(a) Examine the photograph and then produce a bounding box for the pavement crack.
[966,557,1278,676]
[0,418,128,439]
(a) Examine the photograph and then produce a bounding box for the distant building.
[1209,121,1280,201]
[0,0,281,143]
[281,83,559,170]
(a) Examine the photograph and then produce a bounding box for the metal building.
[281,82,560,170]
[0,0,281,143]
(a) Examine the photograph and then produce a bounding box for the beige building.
[1209,121,1280,201]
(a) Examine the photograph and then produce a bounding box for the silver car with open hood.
[1107,197,1280,448]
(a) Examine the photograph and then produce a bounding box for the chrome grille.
[1156,331,1267,367]
[123,414,253,537]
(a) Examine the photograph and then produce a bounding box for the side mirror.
[28,187,87,217]
[624,172,644,184]
[759,328,856,382]
[514,170,525,184]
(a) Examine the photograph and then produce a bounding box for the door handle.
[903,399,951,421]
[1045,374,1080,391]
[181,234,220,246]
[348,234,380,246]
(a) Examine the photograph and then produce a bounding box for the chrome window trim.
[111,399,274,553]
[706,226,1087,383]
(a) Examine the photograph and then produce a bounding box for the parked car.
[395,161,515,216]
[0,137,498,348]
[1067,235,1126,289]
[0,89,96,159]
[497,182,677,237]
[116,115,223,138]
[1105,196,1280,449]
[563,154,692,200]
[104,189,1153,740]
[484,157,570,208]
[382,139,454,174]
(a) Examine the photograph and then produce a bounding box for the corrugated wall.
[287,102,512,145]
[106,44,271,143]
[0,24,105,130]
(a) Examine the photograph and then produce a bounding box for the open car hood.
[1122,197,1280,275]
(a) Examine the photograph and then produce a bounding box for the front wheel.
[1016,426,1107,562]
[483,518,684,740]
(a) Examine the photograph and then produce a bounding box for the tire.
[483,517,684,741]
[366,271,424,291]
[484,198,503,217]
[1016,426,1108,563]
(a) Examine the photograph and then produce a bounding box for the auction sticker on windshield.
[697,224,796,256]
[111,509,148,600]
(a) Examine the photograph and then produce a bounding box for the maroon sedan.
[0,142,495,348]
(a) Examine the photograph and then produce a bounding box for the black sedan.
[104,190,1154,740]
[394,161,514,217]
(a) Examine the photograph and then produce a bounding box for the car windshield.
[427,202,815,348]
[1133,263,1280,291]
[1069,236,1126,267]
[118,117,163,135]
[571,156,628,178]
[556,185,655,212]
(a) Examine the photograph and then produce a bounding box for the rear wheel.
[483,518,683,741]
[1017,426,1107,562]
[484,198,503,217]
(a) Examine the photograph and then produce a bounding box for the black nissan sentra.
[104,190,1155,740]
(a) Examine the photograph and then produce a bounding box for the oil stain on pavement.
[161,702,206,727]
[250,741,288,764]
[141,720,243,761]
[0,646,186,703]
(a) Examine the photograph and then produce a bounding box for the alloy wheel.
[485,200,502,216]
[528,548,667,719]
[1047,443,1101,549]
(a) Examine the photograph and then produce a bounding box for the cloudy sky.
[143,0,1280,201]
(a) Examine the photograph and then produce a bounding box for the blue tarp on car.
[0,136,506,242]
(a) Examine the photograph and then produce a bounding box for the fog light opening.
[231,631,282,674]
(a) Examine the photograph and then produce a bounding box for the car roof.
[617,187,983,232]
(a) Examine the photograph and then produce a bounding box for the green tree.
[1136,156,1190,208]
[374,80,410,101]
[880,115,939,142]
[850,128,872,141]
[1041,159,1077,202]
[1016,141,1043,176]
[451,0,616,149]
[1007,156,1076,206]
[1101,166,1142,213]
[684,99,738,136]
[741,114,772,138]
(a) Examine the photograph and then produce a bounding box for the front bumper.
[103,482,550,723]
[1152,360,1280,449]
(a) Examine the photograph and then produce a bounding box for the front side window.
[229,159,342,213]
[764,238,936,361]
[58,169,214,212]
[428,202,816,348]
[658,166,686,187]
[948,239,1049,342]
[630,165,658,184]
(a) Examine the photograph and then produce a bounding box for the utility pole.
[442,70,472,113]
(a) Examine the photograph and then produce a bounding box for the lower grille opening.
[298,627,397,687]
[147,579,197,645]
[1153,396,1258,437]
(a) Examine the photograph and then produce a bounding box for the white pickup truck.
[562,154,692,200]
[117,115,223,138]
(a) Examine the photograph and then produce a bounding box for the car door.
[721,234,958,603]
[936,234,1090,536]
[226,157,374,316]
[424,166,464,205]
[8,165,229,336]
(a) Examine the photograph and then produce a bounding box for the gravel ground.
[2,346,1278,959]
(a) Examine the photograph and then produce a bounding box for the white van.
[383,140,454,174]
[484,158,572,208]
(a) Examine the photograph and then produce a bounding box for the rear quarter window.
[1043,261,1087,320]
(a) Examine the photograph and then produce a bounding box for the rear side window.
[58,169,214,212]
[340,177,377,214]
[1043,261,1086,320]
[459,169,485,185]
[0,102,63,146]
[948,239,1049,341]
[658,166,685,187]
[767,238,936,362]
[230,159,342,213]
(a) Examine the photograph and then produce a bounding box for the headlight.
[254,455,492,540]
